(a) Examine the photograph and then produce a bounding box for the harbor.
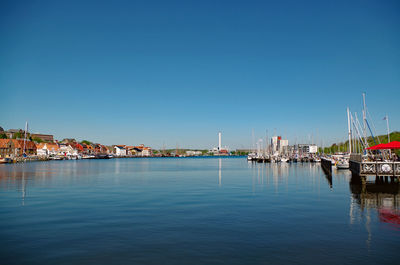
[1,157,399,264]
[1,1,399,264]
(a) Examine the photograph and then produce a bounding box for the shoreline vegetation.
[321,131,400,155]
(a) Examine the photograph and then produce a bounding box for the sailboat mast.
[23,121,28,156]
[386,114,390,142]
[362,93,368,148]
[347,107,352,154]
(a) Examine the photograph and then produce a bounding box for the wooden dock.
[349,154,400,177]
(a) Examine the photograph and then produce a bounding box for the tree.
[12,131,24,139]
[81,140,93,146]
[32,137,43,143]
[0,133,7,139]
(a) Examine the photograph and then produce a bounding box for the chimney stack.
[218,132,222,151]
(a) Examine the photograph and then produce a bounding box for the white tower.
[218,132,222,151]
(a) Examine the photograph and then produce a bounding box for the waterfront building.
[132,144,152,157]
[81,143,95,154]
[210,132,229,155]
[114,145,127,156]
[0,139,37,157]
[271,136,289,155]
[185,150,202,156]
[70,143,84,153]
[94,144,109,154]
[298,144,318,154]
[0,139,12,158]
[125,146,135,156]
[59,143,79,157]
[36,143,60,156]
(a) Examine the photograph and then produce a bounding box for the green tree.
[81,140,93,146]
[12,131,24,139]
[0,133,7,139]
[32,137,43,143]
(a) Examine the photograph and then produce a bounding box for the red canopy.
[367,141,400,150]
[367,143,387,150]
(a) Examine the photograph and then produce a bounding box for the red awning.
[367,141,400,150]
[367,143,387,150]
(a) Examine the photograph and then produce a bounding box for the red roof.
[0,139,10,148]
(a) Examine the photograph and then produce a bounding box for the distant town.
[0,125,236,161]
[0,125,323,162]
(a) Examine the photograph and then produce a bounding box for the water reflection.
[350,175,400,226]
[247,162,324,194]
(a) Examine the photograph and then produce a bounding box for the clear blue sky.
[1,0,399,149]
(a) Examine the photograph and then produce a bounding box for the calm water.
[0,157,399,264]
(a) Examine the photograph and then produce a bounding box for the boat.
[336,159,349,169]
[280,157,289,162]
[0,157,12,164]
[247,153,256,161]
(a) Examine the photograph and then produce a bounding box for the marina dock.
[350,154,400,177]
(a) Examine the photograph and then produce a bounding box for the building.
[81,143,94,154]
[94,144,109,154]
[125,146,135,156]
[297,144,318,154]
[271,136,289,155]
[36,143,60,156]
[186,150,203,156]
[31,133,54,142]
[0,139,12,158]
[70,143,84,153]
[0,139,37,157]
[59,143,79,156]
[131,144,152,157]
[210,132,229,155]
[114,145,127,156]
[5,129,24,139]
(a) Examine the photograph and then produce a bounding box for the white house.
[114,145,127,156]
[36,143,60,156]
[59,144,78,156]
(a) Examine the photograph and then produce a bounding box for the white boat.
[336,159,349,169]
[247,153,256,161]
[280,157,289,162]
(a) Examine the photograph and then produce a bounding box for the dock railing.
[350,153,400,177]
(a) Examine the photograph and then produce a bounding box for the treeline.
[321,131,400,154]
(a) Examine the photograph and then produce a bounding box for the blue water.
[0,157,399,264]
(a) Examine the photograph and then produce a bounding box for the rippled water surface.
[1,157,399,264]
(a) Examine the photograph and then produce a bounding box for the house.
[142,147,152,157]
[81,143,94,154]
[94,144,109,154]
[114,145,127,156]
[0,139,12,158]
[36,143,60,156]
[133,144,152,157]
[59,143,78,156]
[70,143,84,153]
[0,139,37,158]
[125,146,135,156]
[36,143,47,156]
